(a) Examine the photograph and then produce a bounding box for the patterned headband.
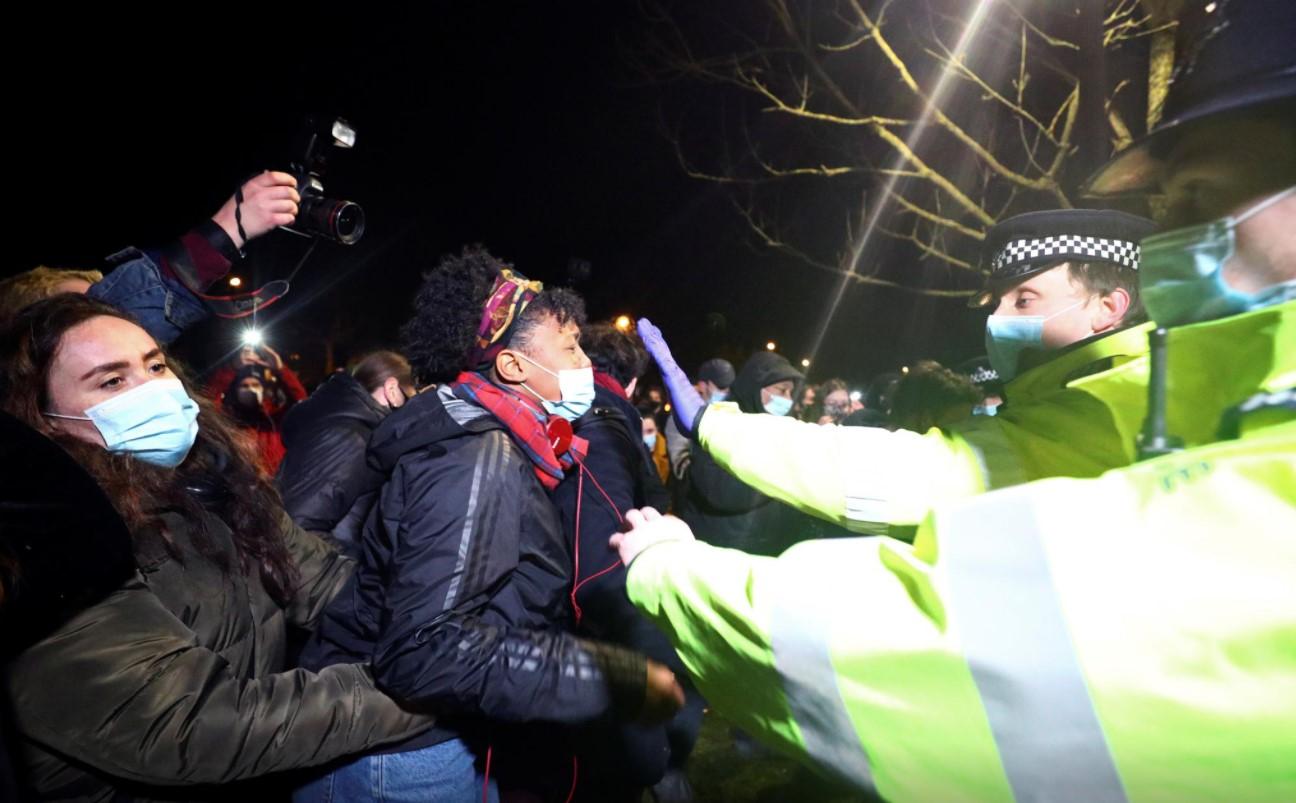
[471,268,544,369]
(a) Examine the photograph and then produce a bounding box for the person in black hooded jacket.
[676,351,806,557]
[276,350,415,556]
[550,323,702,801]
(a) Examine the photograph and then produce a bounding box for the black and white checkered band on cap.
[991,234,1141,276]
[971,209,1157,307]
[966,364,1000,386]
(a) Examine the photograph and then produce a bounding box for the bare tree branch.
[737,201,975,296]
[888,191,986,240]
[878,225,979,273]
[1002,1,1081,50]
[848,0,1070,202]
[634,0,1165,296]
[742,69,910,127]
[870,124,997,224]
[923,39,1061,149]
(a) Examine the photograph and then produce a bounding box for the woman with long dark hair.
[0,294,430,801]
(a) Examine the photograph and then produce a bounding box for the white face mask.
[984,299,1085,382]
[518,353,596,422]
[44,378,199,467]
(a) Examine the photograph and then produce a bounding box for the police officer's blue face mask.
[984,299,1085,382]
[1140,187,1296,327]
[44,378,199,468]
[518,353,596,422]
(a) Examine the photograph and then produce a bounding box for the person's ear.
[1093,288,1131,333]
[383,376,403,407]
[495,349,530,384]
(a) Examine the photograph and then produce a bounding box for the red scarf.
[593,370,627,400]
[452,371,587,491]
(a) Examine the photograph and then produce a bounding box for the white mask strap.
[1043,299,1086,322]
[42,411,92,421]
[516,351,559,379]
[1235,186,1296,225]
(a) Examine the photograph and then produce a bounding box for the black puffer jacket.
[2,413,139,803]
[679,352,806,556]
[1,412,135,654]
[5,500,430,802]
[554,383,669,644]
[551,383,696,788]
[299,385,649,755]
[276,371,389,555]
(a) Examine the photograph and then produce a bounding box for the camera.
[285,117,366,245]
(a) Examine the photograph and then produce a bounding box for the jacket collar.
[1005,322,1154,405]
[1068,300,1296,446]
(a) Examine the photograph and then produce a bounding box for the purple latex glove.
[637,317,707,436]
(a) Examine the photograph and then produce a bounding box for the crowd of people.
[1,2,1293,802]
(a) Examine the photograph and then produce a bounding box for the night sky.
[9,4,992,389]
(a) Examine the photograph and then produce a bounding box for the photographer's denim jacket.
[89,249,207,345]
[88,221,238,345]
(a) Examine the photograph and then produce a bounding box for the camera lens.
[332,202,365,245]
[296,196,365,245]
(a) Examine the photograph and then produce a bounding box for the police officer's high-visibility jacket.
[695,300,1295,533]
[626,413,1296,802]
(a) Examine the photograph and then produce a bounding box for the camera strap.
[195,279,291,319]
[199,176,318,319]
[232,184,250,258]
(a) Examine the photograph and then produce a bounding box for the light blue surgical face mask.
[972,402,1000,417]
[984,299,1085,382]
[518,353,596,422]
[643,433,659,450]
[710,389,729,403]
[45,378,199,467]
[763,393,794,417]
[1141,187,1296,327]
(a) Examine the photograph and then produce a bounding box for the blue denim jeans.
[293,738,499,803]
[89,248,208,346]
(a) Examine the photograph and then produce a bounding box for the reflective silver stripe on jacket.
[770,553,877,792]
[943,487,1128,802]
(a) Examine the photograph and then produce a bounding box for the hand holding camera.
[212,118,364,254]
[212,171,302,250]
